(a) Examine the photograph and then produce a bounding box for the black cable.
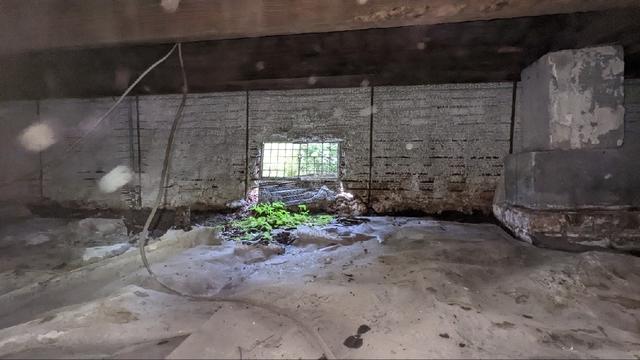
[135,44,335,359]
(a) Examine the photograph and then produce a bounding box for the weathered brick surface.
[137,92,246,209]
[248,88,371,200]
[371,83,513,213]
[40,97,135,208]
[7,81,637,213]
[0,101,40,202]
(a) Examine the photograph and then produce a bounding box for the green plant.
[229,202,333,242]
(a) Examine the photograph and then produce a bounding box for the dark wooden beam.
[0,9,639,100]
[1,0,638,54]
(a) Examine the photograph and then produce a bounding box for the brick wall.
[0,101,40,203]
[1,81,592,214]
[625,79,640,149]
[371,83,513,213]
[247,88,371,200]
[0,93,247,210]
[138,93,246,209]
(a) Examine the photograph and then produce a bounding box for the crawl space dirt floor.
[1,214,640,359]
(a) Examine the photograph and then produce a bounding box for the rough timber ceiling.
[0,8,639,100]
[0,0,637,55]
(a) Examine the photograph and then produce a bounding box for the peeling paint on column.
[520,45,625,151]
[548,46,625,149]
[0,79,634,214]
[371,83,512,214]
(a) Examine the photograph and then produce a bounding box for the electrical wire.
[65,44,179,154]
[0,44,178,189]
[1,39,334,358]
[0,38,334,357]
[135,44,336,359]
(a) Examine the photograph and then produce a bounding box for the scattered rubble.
[233,243,285,264]
[272,228,295,245]
[66,218,129,247]
[335,217,369,226]
[156,227,221,248]
[81,243,131,264]
[258,182,367,217]
[292,225,340,246]
[25,233,52,246]
[225,199,248,210]
[328,192,367,216]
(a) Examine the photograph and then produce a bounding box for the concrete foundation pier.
[494,46,640,251]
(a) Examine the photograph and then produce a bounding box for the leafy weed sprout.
[230,202,333,242]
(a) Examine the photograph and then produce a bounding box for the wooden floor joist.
[1,8,639,100]
[0,0,639,54]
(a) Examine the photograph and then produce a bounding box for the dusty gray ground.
[1,216,640,359]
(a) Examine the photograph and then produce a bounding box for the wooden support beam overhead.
[1,0,638,54]
[2,9,639,100]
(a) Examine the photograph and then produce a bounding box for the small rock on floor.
[82,243,131,264]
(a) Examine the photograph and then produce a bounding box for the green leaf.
[228,201,335,243]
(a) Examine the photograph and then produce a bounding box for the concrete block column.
[520,45,625,151]
[495,45,640,251]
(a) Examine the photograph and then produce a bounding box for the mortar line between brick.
[36,99,44,199]
[244,90,250,198]
[135,95,143,209]
[127,98,136,197]
[509,81,517,154]
[367,86,374,208]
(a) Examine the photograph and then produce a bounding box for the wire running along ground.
[127,44,337,359]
